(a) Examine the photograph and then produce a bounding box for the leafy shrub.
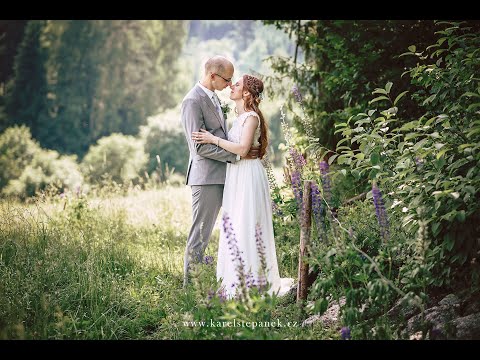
[140,108,189,176]
[334,21,480,288]
[2,149,83,199]
[81,133,148,185]
[0,125,41,190]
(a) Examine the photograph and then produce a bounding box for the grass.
[0,184,339,340]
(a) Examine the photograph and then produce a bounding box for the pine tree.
[5,20,48,139]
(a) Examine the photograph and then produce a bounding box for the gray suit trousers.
[184,184,224,287]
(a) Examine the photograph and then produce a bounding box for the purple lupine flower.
[207,288,216,301]
[311,181,325,241]
[372,182,390,242]
[271,200,283,217]
[319,160,332,206]
[291,85,314,139]
[340,326,351,340]
[292,85,303,104]
[255,223,268,291]
[217,286,227,303]
[289,147,306,174]
[203,255,214,265]
[430,327,443,340]
[291,170,303,210]
[222,212,248,301]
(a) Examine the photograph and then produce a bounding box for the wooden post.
[297,180,312,303]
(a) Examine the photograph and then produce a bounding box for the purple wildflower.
[271,200,283,217]
[372,182,390,242]
[292,85,303,104]
[222,212,248,301]
[430,327,444,340]
[319,160,332,206]
[203,255,214,265]
[289,147,306,174]
[255,223,268,291]
[311,181,325,241]
[207,288,215,301]
[217,286,227,303]
[341,326,351,340]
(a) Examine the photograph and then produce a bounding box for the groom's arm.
[182,98,238,163]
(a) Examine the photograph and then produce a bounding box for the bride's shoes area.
[274,278,296,297]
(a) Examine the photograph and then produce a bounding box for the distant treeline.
[0,20,188,157]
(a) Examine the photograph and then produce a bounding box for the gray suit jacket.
[181,84,237,185]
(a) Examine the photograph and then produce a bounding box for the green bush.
[0,125,41,190]
[81,133,148,185]
[140,109,188,176]
[334,21,480,288]
[2,149,83,199]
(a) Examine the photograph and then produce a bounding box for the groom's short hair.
[205,55,232,75]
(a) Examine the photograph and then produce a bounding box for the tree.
[4,20,48,137]
[263,20,444,152]
[0,20,28,130]
[6,20,188,157]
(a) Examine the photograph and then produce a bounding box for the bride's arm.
[192,116,258,158]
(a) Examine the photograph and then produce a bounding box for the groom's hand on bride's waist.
[242,146,260,160]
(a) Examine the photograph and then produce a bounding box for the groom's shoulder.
[183,85,201,103]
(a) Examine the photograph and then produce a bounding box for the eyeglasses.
[214,73,232,83]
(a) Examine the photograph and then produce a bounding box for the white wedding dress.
[217,111,294,299]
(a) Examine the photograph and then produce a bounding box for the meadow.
[0,182,339,340]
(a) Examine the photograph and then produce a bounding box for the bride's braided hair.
[243,74,267,159]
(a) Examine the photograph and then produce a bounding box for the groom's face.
[212,64,234,91]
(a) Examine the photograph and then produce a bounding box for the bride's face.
[229,77,244,100]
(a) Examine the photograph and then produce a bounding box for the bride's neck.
[235,101,252,116]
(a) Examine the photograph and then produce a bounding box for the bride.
[191,74,294,299]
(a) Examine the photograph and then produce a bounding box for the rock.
[404,294,464,339]
[387,297,421,323]
[302,297,346,328]
[462,298,480,316]
[438,294,461,308]
[453,312,480,339]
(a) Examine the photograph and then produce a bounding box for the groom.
[181,55,258,287]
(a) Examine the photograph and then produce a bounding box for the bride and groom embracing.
[181,55,294,299]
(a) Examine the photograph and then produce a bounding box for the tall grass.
[1,185,332,339]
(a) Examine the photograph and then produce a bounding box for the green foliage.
[4,20,49,138]
[81,133,147,185]
[264,20,442,150]
[140,108,189,176]
[0,20,28,131]
[307,199,415,339]
[3,20,188,156]
[0,125,41,189]
[183,20,294,88]
[2,149,83,199]
[334,21,480,289]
